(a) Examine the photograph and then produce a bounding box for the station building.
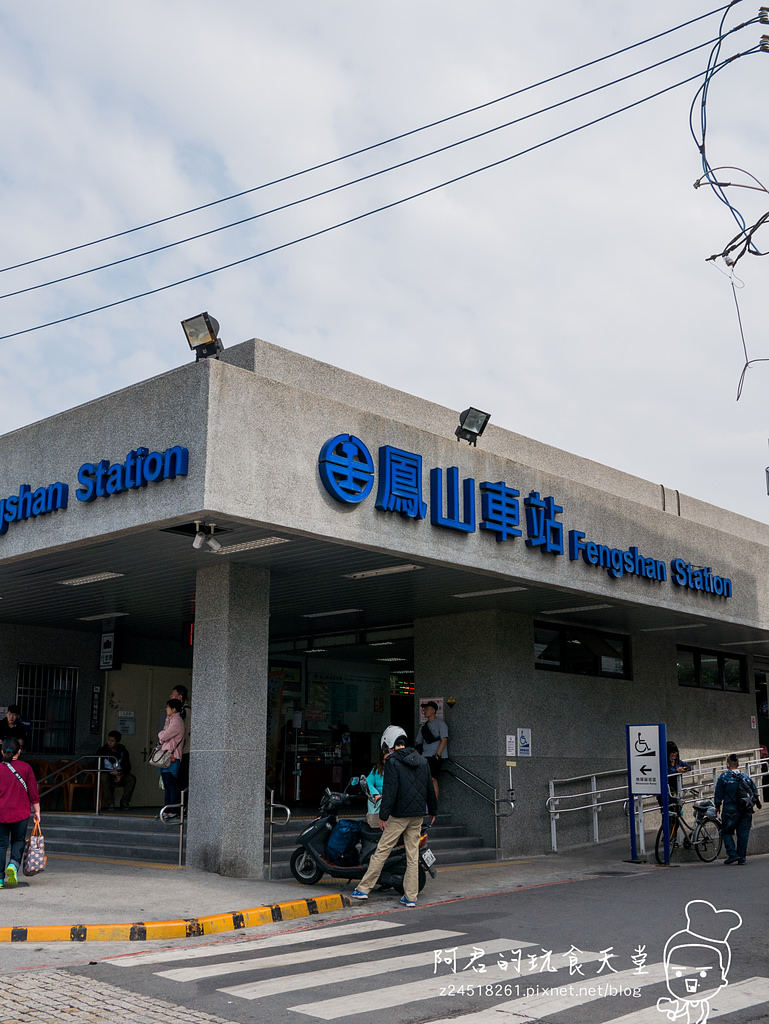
[1,336,768,876]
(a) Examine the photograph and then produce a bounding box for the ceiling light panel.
[59,572,125,586]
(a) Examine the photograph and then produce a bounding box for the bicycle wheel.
[694,820,723,863]
[655,817,681,864]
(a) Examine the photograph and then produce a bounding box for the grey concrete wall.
[186,563,270,878]
[222,338,769,546]
[0,361,210,558]
[415,610,757,856]
[206,349,769,634]
[1,340,767,635]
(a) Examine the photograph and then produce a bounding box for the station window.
[16,663,78,754]
[676,647,747,692]
[534,623,631,679]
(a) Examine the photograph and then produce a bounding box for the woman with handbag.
[0,737,41,887]
[157,698,185,819]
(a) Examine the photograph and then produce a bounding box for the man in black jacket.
[351,727,437,907]
[96,731,136,810]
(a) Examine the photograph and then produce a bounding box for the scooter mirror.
[349,776,359,786]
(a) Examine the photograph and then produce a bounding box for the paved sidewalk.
[2,819,767,945]
[0,835,653,944]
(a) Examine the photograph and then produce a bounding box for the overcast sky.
[1,2,768,521]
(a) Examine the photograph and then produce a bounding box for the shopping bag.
[22,820,46,876]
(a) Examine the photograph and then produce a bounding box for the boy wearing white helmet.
[351,726,437,907]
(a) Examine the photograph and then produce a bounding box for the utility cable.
[0,1,739,276]
[690,4,766,242]
[0,31,734,302]
[0,61,727,344]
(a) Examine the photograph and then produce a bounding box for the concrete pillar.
[186,562,270,877]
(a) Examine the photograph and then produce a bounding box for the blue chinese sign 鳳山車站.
[317,433,733,600]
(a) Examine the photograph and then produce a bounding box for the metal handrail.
[444,758,514,859]
[265,787,291,880]
[158,790,187,865]
[546,747,764,853]
[33,755,106,812]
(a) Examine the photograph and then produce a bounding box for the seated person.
[0,704,27,746]
[96,730,136,810]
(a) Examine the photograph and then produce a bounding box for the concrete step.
[42,811,184,864]
[41,809,493,870]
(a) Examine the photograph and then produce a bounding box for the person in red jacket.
[0,737,40,887]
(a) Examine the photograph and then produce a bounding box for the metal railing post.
[265,787,291,880]
[591,775,599,844]
[549,780,558,853]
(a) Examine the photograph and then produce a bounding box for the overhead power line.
[0,30,729,303]
[0,59,739,344]
[0,1,738,277]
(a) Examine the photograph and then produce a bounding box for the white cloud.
[1,0,768,520]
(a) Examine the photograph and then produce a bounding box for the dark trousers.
[160,761,181,809]
[722,812,752,861]
[0,818,28,869]
[102,772,137,809]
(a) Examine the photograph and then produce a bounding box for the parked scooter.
[289,776,436,893]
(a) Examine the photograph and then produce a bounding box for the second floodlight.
[455,407,491,446]
[181,312,224,361]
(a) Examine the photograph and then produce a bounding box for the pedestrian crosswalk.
[103,918,769,1023]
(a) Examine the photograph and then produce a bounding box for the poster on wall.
[517,728,532,757]
[90,685,103,735]
[117,710,136,736]
[100,633,115,670]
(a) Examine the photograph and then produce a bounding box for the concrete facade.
[0,336,767,875]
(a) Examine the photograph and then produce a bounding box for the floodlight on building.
[206,532,222,552]
[455,407,490,445]
[192,522,206,549]
[181,312,224,361]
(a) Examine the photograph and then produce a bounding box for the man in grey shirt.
[418,701,448,800]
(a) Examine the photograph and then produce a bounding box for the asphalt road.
[9,855,767,1024]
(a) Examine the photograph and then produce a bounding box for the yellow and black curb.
[0,892,351,943]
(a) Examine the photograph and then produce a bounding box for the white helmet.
[381,725,407,753]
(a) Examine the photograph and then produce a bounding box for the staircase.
[41,811,185,864]
[41,809,495,874]
[267,811,497,879]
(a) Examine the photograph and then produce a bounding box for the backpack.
[326,819,361,865]
[736,773,760,813]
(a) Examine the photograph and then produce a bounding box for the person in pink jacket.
[0,737,41,887]
[158,698,185,819]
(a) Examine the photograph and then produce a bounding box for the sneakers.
[399,895,416,907]
[350,889,368,900]
[5,864,18,888]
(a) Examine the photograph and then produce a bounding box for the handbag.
[148,744,173,769]
[22,820,46,876]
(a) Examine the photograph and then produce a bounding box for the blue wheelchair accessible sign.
[625,723,667,863]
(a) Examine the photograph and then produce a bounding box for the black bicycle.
[654,795,723,864]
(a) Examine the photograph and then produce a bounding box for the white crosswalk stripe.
[287,947,609,1019]
[602,977,769,1024]
[104,920,403,967]
[156,928,464,983]
[422,975,769,1024]
[424,963,683,1024]
[219,938,534,1002]
[103,920,769,1024]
